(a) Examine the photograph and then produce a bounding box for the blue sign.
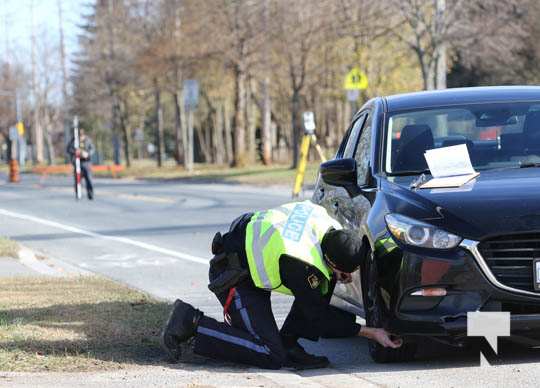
[183,79,199,110]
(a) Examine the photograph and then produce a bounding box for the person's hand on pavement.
[359,327,403,348]
[337,272,352,284]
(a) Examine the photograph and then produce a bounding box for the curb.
[17,246,91,277]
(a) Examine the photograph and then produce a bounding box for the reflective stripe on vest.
[245,200,342,295]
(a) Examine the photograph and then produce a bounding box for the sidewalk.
[0,246,89,278]
[0,257,37,277]
[0,364,380,388]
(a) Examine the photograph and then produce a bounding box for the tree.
[393,0,524,90]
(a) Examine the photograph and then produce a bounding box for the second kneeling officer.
[161,200,401,369]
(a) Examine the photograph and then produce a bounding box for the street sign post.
[183,79,199,172]
[344,67,368,114]
[346,89,360,102]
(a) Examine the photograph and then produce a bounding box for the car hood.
[382,168,540,241]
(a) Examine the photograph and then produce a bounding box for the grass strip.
[0,276,170,372]
[0,237,19,258]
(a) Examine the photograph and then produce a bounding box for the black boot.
[161,299,203,362]
[283,341,330,370]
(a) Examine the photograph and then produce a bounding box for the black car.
[314,86,540,362]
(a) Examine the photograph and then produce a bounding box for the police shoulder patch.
[307,273,320,289]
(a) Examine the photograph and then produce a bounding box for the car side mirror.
[320,158,361,197]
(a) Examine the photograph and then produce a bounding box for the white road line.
[0,208,209,266]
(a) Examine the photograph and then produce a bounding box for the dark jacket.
[67,135,94,163]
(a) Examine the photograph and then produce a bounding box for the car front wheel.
[363,248,417,363]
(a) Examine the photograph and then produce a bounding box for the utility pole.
[57,0,70,162]
[3,0,9,56]
[261,0,272,165]
[30,0,44,163]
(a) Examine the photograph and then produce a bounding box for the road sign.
[344,67,368,90]
[303,111,316,134]
[183,79,199,110]
[16,121,24,136]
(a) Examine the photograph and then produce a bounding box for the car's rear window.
[385,102,540,174]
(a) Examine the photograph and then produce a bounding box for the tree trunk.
[138,114,145,160]
[43,109,55,165]
[214,100,225,164]
[120,105,131,168]
[224,102,233,165]
[173,90,183,165]
[435,0,447,90]
[181,90,190,170]
[261,77,272,165]
[246,80,256,165]
[435,43,447,89]
[233,63,247,167]
[186,109,194,171]
[291,90,302,169]
[261,0,272,165]
[154,79,164,167]
[196,117,211,162]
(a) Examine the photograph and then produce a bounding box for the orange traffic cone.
[9,159,19,183]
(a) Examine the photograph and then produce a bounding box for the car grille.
[478,234,540,293]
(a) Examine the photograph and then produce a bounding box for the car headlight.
[384,213,462,249]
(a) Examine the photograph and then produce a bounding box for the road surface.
[0,172,539,387]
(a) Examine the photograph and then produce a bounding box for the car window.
[354,112,372,184]
[385,102,540,174]
[342,113,366,158]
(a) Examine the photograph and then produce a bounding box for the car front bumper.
[387,239,540,342]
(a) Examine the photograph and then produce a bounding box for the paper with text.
[424,144,476,178]
[420,144,479,189]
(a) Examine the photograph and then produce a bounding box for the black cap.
[321,229,364,273]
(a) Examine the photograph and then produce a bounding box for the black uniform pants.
[194,281,286,369]
[193,280,356,369]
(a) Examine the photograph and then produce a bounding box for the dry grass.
[96,160,321,186]
[0,237,19,258]
[25,159,322,186]
[0,276,171,372]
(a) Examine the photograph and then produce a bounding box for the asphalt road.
[1,172,540,387]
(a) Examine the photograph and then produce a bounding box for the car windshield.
[385,102,540,174]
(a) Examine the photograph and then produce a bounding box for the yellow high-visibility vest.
[245,201,341,295]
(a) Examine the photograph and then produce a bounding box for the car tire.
[362,248,418,363]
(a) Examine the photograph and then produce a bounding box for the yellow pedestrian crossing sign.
[344,67,368,90]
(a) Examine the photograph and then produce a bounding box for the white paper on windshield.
[420,144,479,189]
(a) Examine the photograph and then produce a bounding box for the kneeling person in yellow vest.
[161,200,402,369]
